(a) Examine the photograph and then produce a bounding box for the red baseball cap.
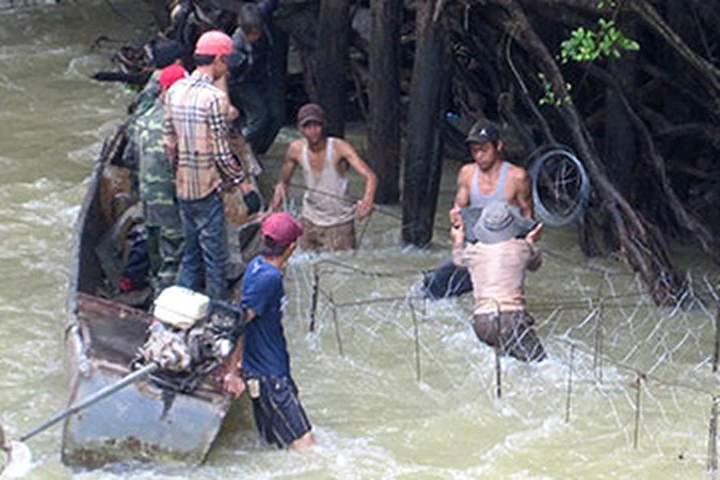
[194,30,233,56]
[158,64,187,88]
[262,212,304,246]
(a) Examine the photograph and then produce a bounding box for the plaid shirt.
[164,70,245,200]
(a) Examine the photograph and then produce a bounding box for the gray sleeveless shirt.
[301,138,356,226]
[469,161,510,207]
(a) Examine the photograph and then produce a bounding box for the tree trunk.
[603,26,638,200]
[316,0,350,138]
[368,0,402,204]
[402,0,449,246]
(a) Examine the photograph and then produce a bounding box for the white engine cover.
[153,286,209,329]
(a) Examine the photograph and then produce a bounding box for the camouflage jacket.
[126,99,176,207]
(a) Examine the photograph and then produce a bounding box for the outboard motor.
[136,286,247,392]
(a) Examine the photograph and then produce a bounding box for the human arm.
[163,101,179,171]
[512,167,534,219]
[221,309,257,396]
[336,139,377,220]
[450,164,472,224]
[208,93,246,183]
[450,216,467,267]
[524,222,544,271]
[271,142,299,210]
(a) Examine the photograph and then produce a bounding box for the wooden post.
[368,0,402,204]
[316,0,350,138]
[401,0,449,246]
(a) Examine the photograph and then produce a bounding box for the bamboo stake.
[709,396,718,476]
[565,344,575,423]
[494,311,502,399]
[633,374,643,449]
[410,301,421,382]
[713,302,720,373]
[309,265,320,332]
[329,292,344,357]
[593,298,604,383]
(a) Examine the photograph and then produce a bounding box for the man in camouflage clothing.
[124,64,188,292]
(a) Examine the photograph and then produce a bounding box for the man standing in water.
[423,120,537,298]
[450,119,534,222]
[271,103,378,251]
[164,30,249,300]
[451,200,546,362]
[223,212,315,452]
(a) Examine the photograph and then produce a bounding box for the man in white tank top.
[450,119,534,223]
[271,103,377,251]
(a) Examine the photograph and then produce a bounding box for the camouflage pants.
[299,218,356,252]
[473,310,546,362]
[145,203,183,292]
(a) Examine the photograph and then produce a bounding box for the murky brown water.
[1,2,719,478]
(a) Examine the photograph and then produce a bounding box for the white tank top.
[301,138,356,226]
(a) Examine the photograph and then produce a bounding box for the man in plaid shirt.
[164,30,247,300]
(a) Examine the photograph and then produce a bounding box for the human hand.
[449,206,461,225]
[356,198,373,220]
[450,218,465,245]
[223,372,246,398]
[227,105,239,122]
[525,222,544,245]
[271,183,286,210]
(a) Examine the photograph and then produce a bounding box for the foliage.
[538,72,572,106]
[560,19,640,64]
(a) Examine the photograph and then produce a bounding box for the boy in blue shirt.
[223,212,314,452]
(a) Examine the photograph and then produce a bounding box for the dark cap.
[148,39,186,69]
[297,103,325,127]
[466,119,500,145]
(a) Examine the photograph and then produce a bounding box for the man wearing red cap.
[223,212,315,452]
[121,64,188,294]
[164,30,250,300]
[271,103,378,251]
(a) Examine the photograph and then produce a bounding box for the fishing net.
[283,244,720,475]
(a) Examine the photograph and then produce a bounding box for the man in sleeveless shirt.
[423,120,538,299]
[271,103,378,251]
[450,119,534,222]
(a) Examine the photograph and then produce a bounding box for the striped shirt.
[163,70,245,200]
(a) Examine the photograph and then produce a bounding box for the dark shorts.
[473,310,546,362]
[245,374,312,448]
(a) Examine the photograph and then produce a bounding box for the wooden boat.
[62,124,261,468]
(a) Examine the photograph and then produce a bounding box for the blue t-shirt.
[241,256,290,377]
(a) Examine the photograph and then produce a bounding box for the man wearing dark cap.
[450,119,534,223]
[271,103,378,251]
[451,200,546,362]
[222,212,315,452]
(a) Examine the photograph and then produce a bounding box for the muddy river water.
[1,2,719,478]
